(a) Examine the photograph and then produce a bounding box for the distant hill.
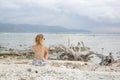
[0,23,91,33]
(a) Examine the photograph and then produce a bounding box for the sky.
[0,0,120,33]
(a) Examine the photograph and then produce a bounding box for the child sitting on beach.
[32,34,48,66]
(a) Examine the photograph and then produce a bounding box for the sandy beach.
[0,59,120,80]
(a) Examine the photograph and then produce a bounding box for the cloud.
[0,0,120,33]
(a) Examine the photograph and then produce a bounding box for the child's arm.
[44,46,49,60]
[32,45,35,53]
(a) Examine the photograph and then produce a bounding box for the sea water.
[0,33,120,55]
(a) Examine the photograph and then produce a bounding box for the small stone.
[84,63,88,65]
[73,66,76,69]
[27,68,31,72]
[110,68,114,70]
[35,70,38,73]
[99,77,104,79]
[20,78,26,80]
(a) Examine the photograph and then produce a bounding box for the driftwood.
[49,44,116,64]
[70,41,90,52]
[0,53,20,56]
[49,44,96,61]
[0,50,34,59]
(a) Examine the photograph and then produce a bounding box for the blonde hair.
[35,34,44,45]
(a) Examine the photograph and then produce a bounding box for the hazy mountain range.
[0,23,91,33]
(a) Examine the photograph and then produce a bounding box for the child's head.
[35,34,44,45]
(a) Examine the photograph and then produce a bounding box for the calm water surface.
[0,33,120,56]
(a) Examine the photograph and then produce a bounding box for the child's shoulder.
[43,45,48,50]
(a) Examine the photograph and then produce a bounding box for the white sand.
[0,59,120,80]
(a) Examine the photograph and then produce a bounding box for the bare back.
[32,45,48,60]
